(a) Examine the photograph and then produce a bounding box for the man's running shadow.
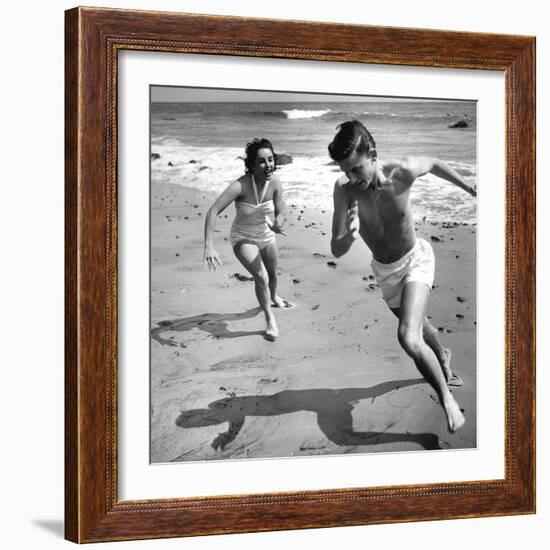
[175,378,441,453]
[151,307,263,347]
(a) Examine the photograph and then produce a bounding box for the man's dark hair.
[328,120,376,162]
[244,138,277,173]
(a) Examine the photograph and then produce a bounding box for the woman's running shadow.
[175,378,441,454]
[151,307,264,347]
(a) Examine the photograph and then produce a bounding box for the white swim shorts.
[370,238,435,309]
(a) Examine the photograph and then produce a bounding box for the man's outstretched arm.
[428,158,477,196]
[394,157,477,196]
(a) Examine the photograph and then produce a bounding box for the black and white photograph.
[149,86,478,463]
[6,0,545,548]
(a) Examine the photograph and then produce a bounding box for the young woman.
[203,138,290,341]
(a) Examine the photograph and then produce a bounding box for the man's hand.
[203,246,222,271]
[331,183,359,258]
[346,200,360,240]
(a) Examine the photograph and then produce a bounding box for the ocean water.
[151,101,477,223]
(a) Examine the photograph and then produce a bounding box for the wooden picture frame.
[65,6,536,543]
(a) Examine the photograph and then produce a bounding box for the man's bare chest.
[352,186,410,229]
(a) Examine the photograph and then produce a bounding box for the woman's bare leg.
[259,240,292,308]
[234,242,278,340]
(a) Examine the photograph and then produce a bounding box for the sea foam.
[282,109,331,120]
[151,138,477,223]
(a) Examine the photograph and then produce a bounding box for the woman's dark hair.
[328,120,376,162]
[244,138,277,173]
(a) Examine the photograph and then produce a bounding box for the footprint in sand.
[258,377,279,385]
[386,388,417,409]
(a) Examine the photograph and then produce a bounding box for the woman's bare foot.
[265,317,279,341]
[440,348,463,387]
[271,295,293,308]
[443,395,465,433]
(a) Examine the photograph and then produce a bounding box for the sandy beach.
[150,180,477,463]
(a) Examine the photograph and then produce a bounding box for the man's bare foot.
[444,397,465,433]
[440,348,463,387]
[265,317,279,341]
[272,295,293,308]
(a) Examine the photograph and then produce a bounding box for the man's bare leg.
[390,308,462,386]
[396,282,465,432]
[422,319,463,386]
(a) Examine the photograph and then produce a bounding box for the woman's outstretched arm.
[203,180,241,270]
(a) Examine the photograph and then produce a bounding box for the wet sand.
[150,181,477,463]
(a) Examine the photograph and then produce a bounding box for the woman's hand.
[270,221,287,236]
[270,214,287,236]
[203,246,222,271]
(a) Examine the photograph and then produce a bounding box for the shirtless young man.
[328,120,476,432]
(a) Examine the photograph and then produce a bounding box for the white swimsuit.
[230,175,276,249]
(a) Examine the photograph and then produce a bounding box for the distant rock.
[231,273,254,282]
[151,153,161,160]
[448,119,469,129]
[275,153,293,166]
[168,161,174,167]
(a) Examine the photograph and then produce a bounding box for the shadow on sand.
[151,307,264,347]
[175,378,441,456]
